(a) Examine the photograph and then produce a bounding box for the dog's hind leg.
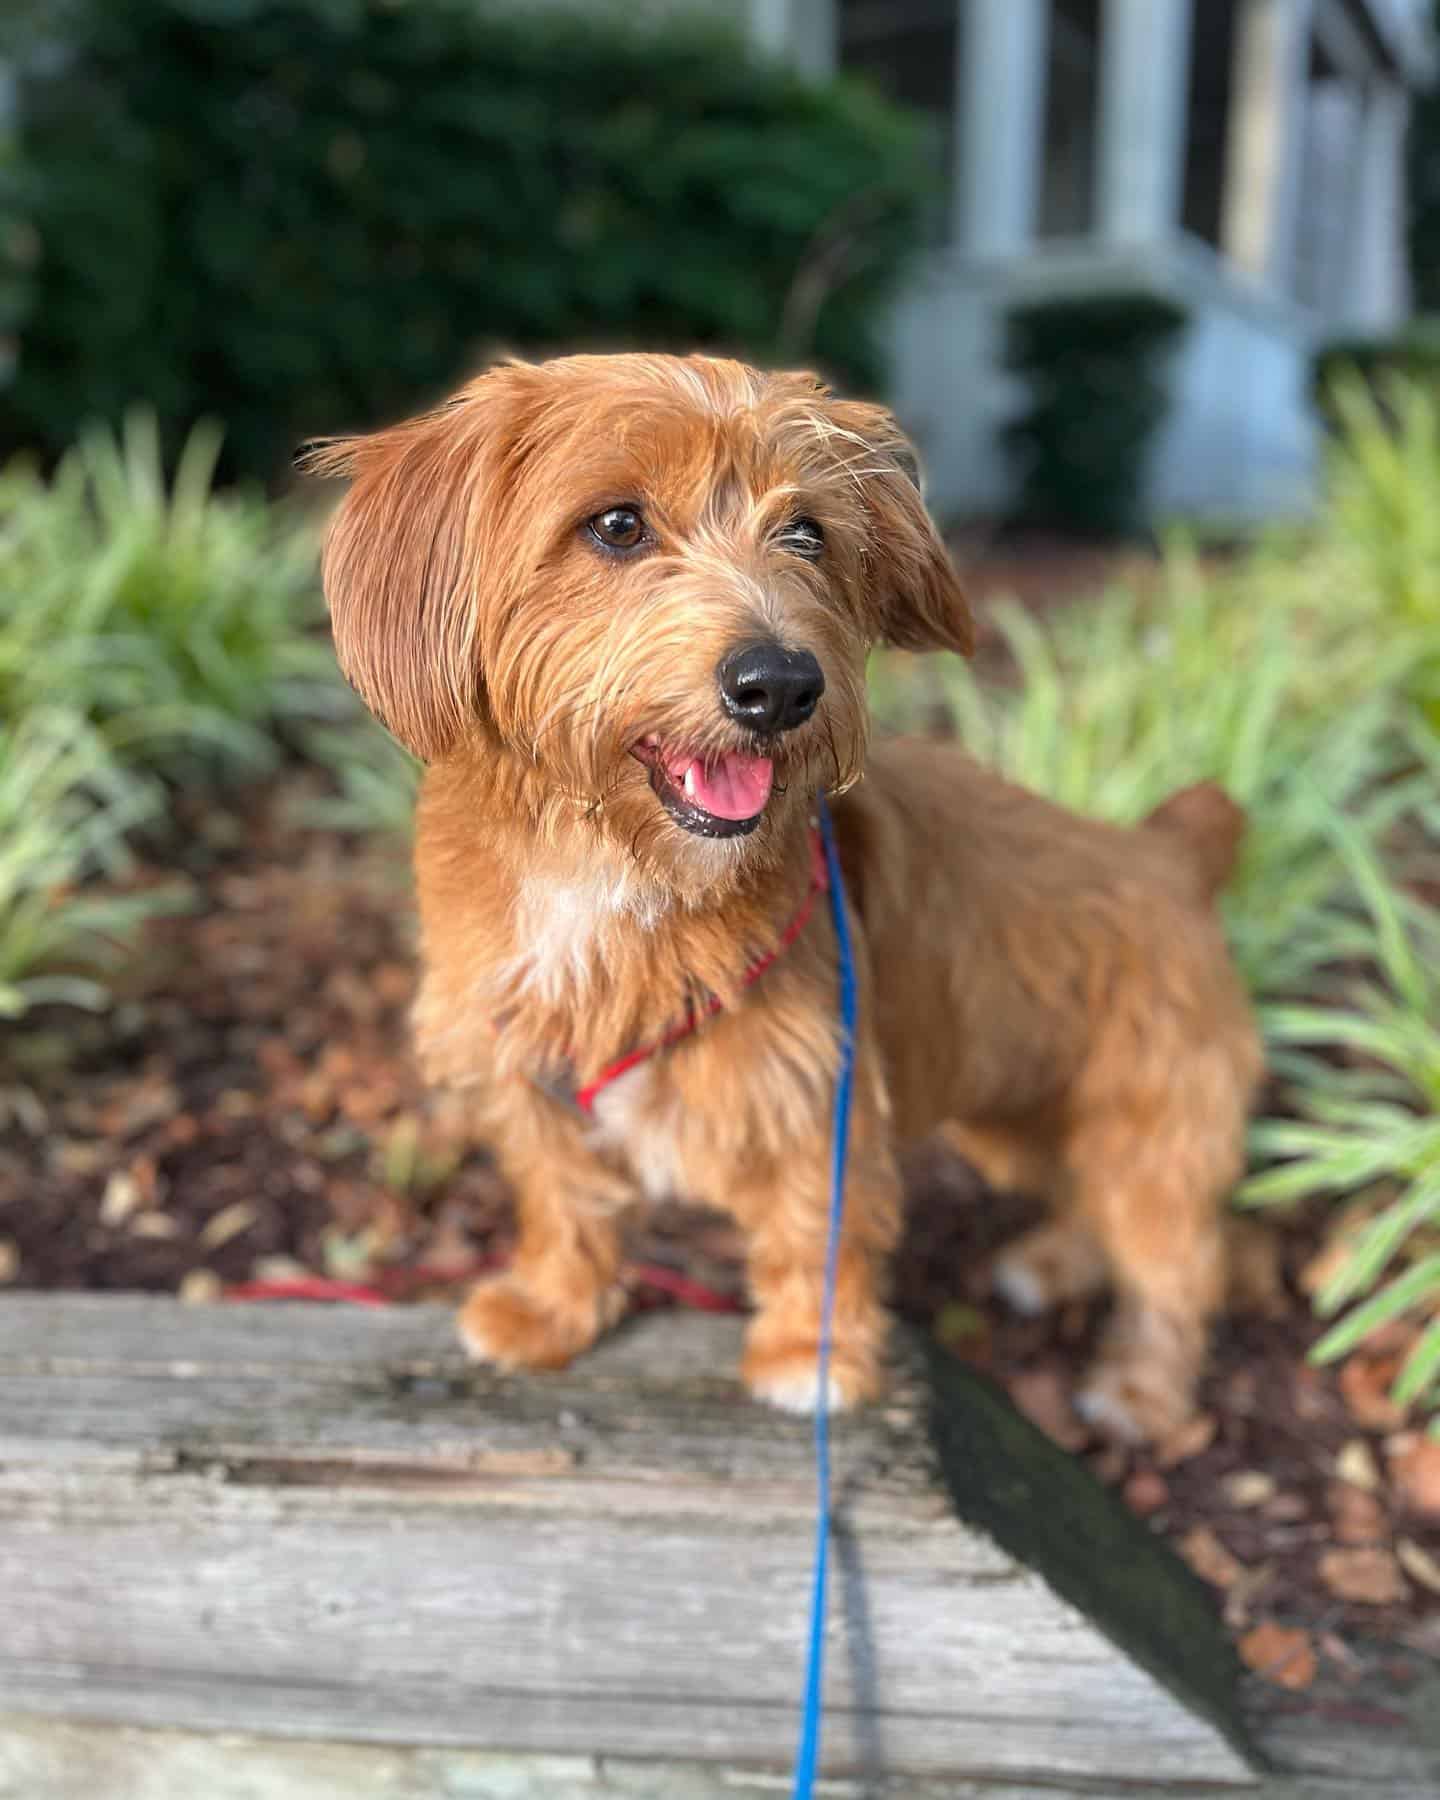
[1061,1065,1242,1442]
[992,1215,1109,1316]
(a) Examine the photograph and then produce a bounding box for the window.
[838,0,959,239]
[1182,0,1239,248]
[1038,0,1100,239]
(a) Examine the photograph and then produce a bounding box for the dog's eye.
[588,506,647,552]
[778,515,825,560]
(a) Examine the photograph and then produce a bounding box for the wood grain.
[0,1296,1419,1794]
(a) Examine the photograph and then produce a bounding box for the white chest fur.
[585,1061,686,1203]
[506,868,670,1005]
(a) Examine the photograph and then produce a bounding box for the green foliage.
[1242,823,1440,1423]
[1315,375,1440,724]
[0,0,930,483]
[0,413,342,776]
[300,721,421,837]
[1311,320,1440,433]
[0,711,168,1019]
[1001,292,1188,539]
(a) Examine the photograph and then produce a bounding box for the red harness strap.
[527,824,830,1118]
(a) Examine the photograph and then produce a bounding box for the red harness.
[525,825,830,1118]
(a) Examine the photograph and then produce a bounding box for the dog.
[310,351,1263,1442]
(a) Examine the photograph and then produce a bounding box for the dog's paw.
[1074,1362,1194,1445]
[457,1276,622,1372]
[741,1342,883,1415]
[992,1223,1108,1316]
[990,1254,1051,1317]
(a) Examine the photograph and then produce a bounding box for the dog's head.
[309,353,969,882]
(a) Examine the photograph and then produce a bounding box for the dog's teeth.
[683,766,697,799]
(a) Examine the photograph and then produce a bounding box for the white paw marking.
[456,1310,511,1368]
[1073,1382,1144,1444]
[992,1256,1049,1317]
[748,1365,851,1415]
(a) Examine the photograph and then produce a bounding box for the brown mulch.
[2,765,1437,1690]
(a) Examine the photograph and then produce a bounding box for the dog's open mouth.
[631,737,774,838]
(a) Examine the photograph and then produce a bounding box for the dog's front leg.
[729,1071,901,1414]
[458,1117,632,1372]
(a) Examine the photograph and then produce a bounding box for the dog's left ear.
[830,401,973,657]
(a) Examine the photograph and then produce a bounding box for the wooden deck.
[0,1296,1434,1797]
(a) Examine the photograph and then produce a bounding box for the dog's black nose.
[717,641,825,735]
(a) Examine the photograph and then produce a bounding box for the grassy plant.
[1241,819,1440,1425]
[1318,374,1440,722]
[0,413,344,775]
[0,711,171,1018]
[300,721,422,838]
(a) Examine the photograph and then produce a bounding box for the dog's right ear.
[302,367,529,761]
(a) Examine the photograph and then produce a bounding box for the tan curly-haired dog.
[311,351,1263,1441]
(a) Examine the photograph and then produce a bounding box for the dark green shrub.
[0,0,929,484]
[1001,293,1188,539]
[1312,322,1440,433]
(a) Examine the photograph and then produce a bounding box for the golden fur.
[312,351,1263,1439]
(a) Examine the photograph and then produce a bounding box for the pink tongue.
[669,750,774,821]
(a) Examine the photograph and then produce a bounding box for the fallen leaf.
[129,1210,180,1240]
[1156,1411,1217,1468]
[99,1170,143,1227]
[1222,1470,1276,1509]
[1335,1438,1381,1491]
[1180,1525,1244,1590]
[1224,1561,1276,1632]
[1388,1436,1440,1518]
[1327,1481,1385,1545]
[1397,1538,1440,1595]
[1007,1367,1088,1451]
[1123,1469,1169,1516]
[1339,1354,1409,1432]
[934,1300,987,1350]
[179,1269,222,1304]
[1317,1547,1408,1606]
[1238,1621,1316,1691]
[198,1201,258,1251]
[252,1254,310,1283]
[0,1238,18,1284]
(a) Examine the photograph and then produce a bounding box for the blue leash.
[790,792,858,1798]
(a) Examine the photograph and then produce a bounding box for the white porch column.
[1345,79,1412,329]
[746,0,835,79]
[1220,0,1315,288]
[1096,0,1194,245]
[955,0,1049,256]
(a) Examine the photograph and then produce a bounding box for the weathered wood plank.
[0,1710,1435,1800]
[0,1295,1419,1794]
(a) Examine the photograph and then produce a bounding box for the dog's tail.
[1140,780,1247,902]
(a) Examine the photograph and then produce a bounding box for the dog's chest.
[584,1062,688,1202]
[505,870,670,1005]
